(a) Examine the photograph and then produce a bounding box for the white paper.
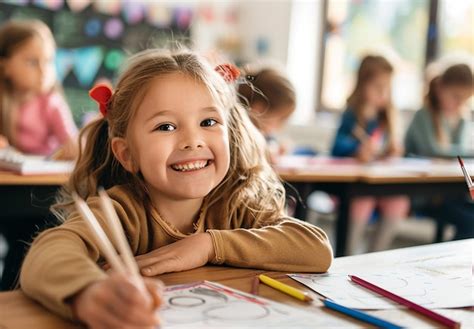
[161,281,364,328]
[289,268,473,310]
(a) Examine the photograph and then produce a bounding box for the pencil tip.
[457,156,463,166]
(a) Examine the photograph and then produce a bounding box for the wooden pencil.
[72,193,127,274]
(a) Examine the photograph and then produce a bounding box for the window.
[320,0,430,112]
[438,0,474,58]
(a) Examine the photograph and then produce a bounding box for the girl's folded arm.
[207,217,332,273]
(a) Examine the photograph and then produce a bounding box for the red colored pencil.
[457,156,474,199]
[349,275,460,329]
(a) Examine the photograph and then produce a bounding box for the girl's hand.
[385,142,404,158]
[71,273,162,329]
[356,139,377,163]
[135,233,215,276]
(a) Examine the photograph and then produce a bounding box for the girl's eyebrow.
[145,110,173,123]
[145,106,221,123]
[201,106,221,114]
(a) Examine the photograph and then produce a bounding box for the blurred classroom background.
[0,0,473,276]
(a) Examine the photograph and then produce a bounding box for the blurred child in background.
[0,19,78,290]
[237,67,296,163]
[0,19,77,159]
[405,63,473,241]
[331,55,410,254]
[405,63,473,158]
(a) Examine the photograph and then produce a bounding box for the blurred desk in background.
[276,156,472,257]
[0,171,67,290]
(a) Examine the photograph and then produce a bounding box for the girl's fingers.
[136,251,171,269]
[105,276,160,326]
[141,258,180,276]
[144,278,164,309]
[135,245,172,262]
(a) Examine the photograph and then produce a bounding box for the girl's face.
[437,85,472,116]
[364,72,392,109]
[4,35,56,95]
[115,73,230,204]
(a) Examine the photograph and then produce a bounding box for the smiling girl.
[20,49,332,328]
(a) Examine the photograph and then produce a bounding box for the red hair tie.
[215,63,240,82]
[89,84,113,117]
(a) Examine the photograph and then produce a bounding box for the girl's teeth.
[172,161,208,172]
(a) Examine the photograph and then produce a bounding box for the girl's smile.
[170,158,213,172]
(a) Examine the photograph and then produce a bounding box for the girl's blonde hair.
[347,55,398,149]
[0,19,57,142]
[55,49,286,224]
[425,63,473,146]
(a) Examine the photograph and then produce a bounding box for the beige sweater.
[20,185,332,319]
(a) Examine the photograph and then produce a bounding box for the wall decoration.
[0,1,192,124]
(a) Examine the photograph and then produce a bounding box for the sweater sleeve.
[19,191,143,319]
[206,216,333,273]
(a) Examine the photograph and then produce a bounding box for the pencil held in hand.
[72,191,146,290]
[457,156,474,199]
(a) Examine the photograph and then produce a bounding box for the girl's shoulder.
[339,107,357,123]
[412,107,432,122]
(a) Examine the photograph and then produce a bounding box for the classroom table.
[0,239,471,328]
[0,171,68,290]
[0,157,471,289]
[276,157,472,256]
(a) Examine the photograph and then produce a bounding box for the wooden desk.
[277,157,471,256]
[0,171,67,290]
[0,240,472,328]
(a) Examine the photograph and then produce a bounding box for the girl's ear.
[111,137,136,173]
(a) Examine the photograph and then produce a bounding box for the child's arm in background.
[331,110,361,157]
[20,192,152,321]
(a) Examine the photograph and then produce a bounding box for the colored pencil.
[323,298,403,329]
[349,275,461,329]
[258,274,313,302]
[457,156,474,200]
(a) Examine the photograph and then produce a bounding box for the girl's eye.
[155,123,176,131]
[201,118,217,127]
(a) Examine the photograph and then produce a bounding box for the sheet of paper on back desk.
[289,250,473,310]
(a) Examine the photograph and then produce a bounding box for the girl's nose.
[178,130,205,150]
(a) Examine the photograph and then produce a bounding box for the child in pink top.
[0,19,77,159]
